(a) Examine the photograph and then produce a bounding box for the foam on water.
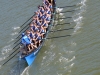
[72,0,87,35]
[1,45,12,55]
[58,56,75,63]
[77,0,87,6]
[56,8,63,13]
[0,56,7,62]
[0,44,12,63]
[12,26,20,30]
[70,41,77,46]
[8,38,14,43]
[56,7,65,21]
[21,66,29,75]
[0,26,19,62]
[10,32,18,36]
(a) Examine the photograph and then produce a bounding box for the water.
[0,0,100,75]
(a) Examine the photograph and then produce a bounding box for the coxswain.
[21,32,34,52]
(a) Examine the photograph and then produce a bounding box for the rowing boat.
[19,0,56,66]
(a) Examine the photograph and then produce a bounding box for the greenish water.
[0,0,100,75]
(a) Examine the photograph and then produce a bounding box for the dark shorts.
[37,36,41,41]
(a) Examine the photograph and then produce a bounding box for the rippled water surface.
[0,0,100,75]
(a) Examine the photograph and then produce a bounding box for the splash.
[21,66,29,75]
[72,0,87,35]
[1,45,12,55]
[70,41,77,46]
[73,16,83,34]
[56,8,63,13]
[11,32,18,36]
[77,0,87,6]
[50,44,56,50]
[0,56,7,61]
[12,26,20,30]
[0,44,12,62]
[68,56,75,63]
[54,7,64,23]
[8,38,14,43]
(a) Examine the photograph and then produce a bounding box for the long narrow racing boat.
[19,0,56,66]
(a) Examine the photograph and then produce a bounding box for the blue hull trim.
[25,49,39,66]
[25,52,36,66]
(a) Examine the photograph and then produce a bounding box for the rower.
[43,0,49,7]
[26,30,37,52]
[38,26,46,39]
[35,29,42,46]
[30,23,35,32]
[42,19,48,32]
[38,6,45,14]
[30,22,39,32]
[34,11,42,20]
[45,14,51,23]
[36,18,42,27]
[30,28,37,47]
[45,6,51,16]
[33,15,42,27]
[44,0,53,12]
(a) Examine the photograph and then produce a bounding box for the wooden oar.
[1,51,20,67]
[50,28,73,32]
[55,22,72,25]
[18,24,28,33]
[56,10,75,14]
[52,22,74,26]
[50,17,72,21]
[15,26,29,40]
[7,47,20,58]
[54,17,72,20]
[18,20,32,34]
[20,14,35,28]
[43,35,71,39]
[58,5,76,8]
[12,42,20,50]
